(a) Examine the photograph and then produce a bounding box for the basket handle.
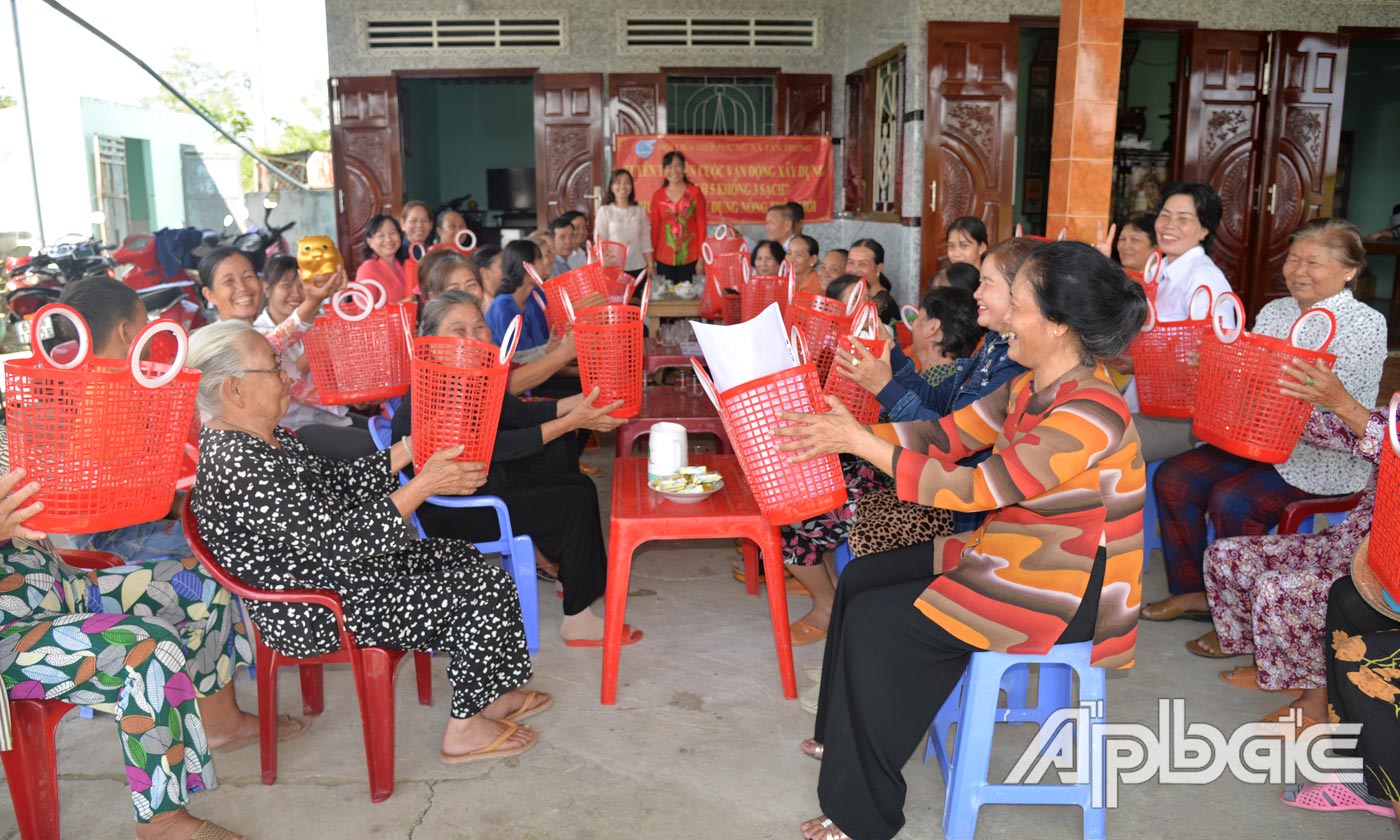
[845,280,868,315]
[627,268,646,304]
[129,319,189,389]
[359,278,388,309]
[638,280,650,325]
[524,261,544,289]
[852,302,880,340]
[455,228,477,252]
[778,260,791,278]
[1388,392,1400,457]
[1141,298,1157,332]
[32,303,91,370]
[1211,292,1245,344]
[1289,307,1337,353]
[742,258,751,285]
[789,325,809,366]
[701,241,715,266]
[332,283,375,322]
[900,303,921,327]
[1015,222,1024,237]
[691,357,721,412]
[499,314,521,365]
[714,225,728,241]
[1055,226,1069,241]
[560,288,577,324]
[409,241,426,262]
[1143,249,1164,286]
[1187,284,1214,321]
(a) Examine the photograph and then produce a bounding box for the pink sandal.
[1280,782,1396,818]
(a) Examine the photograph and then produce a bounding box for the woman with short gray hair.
[187,324,549,764]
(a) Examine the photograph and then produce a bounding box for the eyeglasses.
[237,353,286,377]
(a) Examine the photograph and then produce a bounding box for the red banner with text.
[614,135,834,224]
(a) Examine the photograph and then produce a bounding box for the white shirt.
[567,247,589,270]
[594,203,652,273]
[1155,246,1233,322]
[1252,288,1388,495]
[252,310,351,430]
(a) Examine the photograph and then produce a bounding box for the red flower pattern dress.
[648,183,707,268]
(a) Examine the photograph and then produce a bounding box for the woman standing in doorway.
[649,151,708,285]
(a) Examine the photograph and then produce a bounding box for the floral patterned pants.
[1204,531,1357,690]
[2,545,253,822]
[781,457,889,567]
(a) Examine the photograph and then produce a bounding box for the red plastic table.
[602,455,796,704]
[643,337,696,379]
[615,383,732,456]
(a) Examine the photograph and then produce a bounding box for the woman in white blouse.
[594,169,654,278]
[1143,217,1388,622]
[1129,182,1236,461]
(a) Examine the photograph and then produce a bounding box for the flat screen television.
[486,168,536,212]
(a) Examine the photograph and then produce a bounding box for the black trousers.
[416,436,606,616]
[654,260,698,284]
[814,542,1105,840]
[1325,575,1400,804]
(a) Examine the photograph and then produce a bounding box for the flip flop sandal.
[190,820,242,840]
[1260,704,1320,738]
[1183,631,1240,659]
[800,739,824,760]
[503,690,553,724]
[214,714,310,753]
[1217,665,1303,695]
[1281,782,1397,818]
[440,720,538,765]
[790,619,828,646]
[1140,600,1213,622]
[803,660,823,683]
[535,566,559,583]
[815,817,850,839]
[563,624,644,648]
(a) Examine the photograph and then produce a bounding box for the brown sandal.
[190,820,242,840]
[1183,630,1241,659]
[1218,665,1303,695]
[503,690,553,724]
[440,720,537,765]
[213,714,309,754]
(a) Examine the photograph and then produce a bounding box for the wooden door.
[778,73,832,135]
[1174,30,1268,294]
[330,77,403,270]
[1247,32,1349,312]
[922,22,1018,284]
[843,70,868,214]
[609,73,666,137]
[535,74,605,229]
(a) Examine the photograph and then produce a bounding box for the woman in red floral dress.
[648,151,708,285]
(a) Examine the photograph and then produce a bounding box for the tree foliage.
[147,48,255,140]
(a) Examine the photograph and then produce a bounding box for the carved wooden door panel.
[778,74,832,136]
[609,73,666,137]
[1174,30,1268,295]
[843,70,867,214]
[330,76,402,270]
[535,74,605,230]
[1248,32,1349,312]
[922,22,1018,284]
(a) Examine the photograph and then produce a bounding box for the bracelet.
[401,436,414,463]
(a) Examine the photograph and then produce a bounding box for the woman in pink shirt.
[355,214,409,301]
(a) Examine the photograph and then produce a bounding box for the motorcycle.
[137,281,208,364]
[230,200,295,272]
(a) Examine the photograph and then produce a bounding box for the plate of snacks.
[648,465,724,503]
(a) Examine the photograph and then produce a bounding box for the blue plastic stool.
[1142,459,1162,566]
[367,416,540,653]
[925,641,1106,840]
[834,541,854,575]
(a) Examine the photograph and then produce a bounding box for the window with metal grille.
[667,76,775,135]
[364,16,565,51]
[624,16,818,50]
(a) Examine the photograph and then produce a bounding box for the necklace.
[209,416,277,445]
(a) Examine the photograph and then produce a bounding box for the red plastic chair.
[1276,491,1364,535]
[2,550,124,840]
[179,497,432,803]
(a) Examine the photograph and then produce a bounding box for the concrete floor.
[3,441,1397,840]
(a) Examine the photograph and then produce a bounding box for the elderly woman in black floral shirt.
[187,320,548,765]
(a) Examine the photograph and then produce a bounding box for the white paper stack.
[688,303,799,393]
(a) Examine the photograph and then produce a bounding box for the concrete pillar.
[1045,0,1125,242]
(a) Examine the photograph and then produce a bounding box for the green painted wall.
[123,137,154,231]
[1341,39,1400,302]
[400,77,535,213]
[1125,31,1178,151]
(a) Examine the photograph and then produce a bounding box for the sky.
[0,0,330,144]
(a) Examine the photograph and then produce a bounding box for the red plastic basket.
[790,293,864,383]
[602,266,642,305]
[3,304,199,532]
[822,308,884,424]
[690,350,848,526]
[566,286,646,419]
[741,274,793,323]
[1124,250,1163,305]
[1129,285,1212,418]
[594,239,629,271]
[1193,293,1337,463]
[703,247,751,293]
[722,293,743,325]
[303,280,416,405]
[542,262,609,334]
[1368,393,1400,600]
[409,315,518,472]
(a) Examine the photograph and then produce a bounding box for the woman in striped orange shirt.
[776,241,1148,840]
